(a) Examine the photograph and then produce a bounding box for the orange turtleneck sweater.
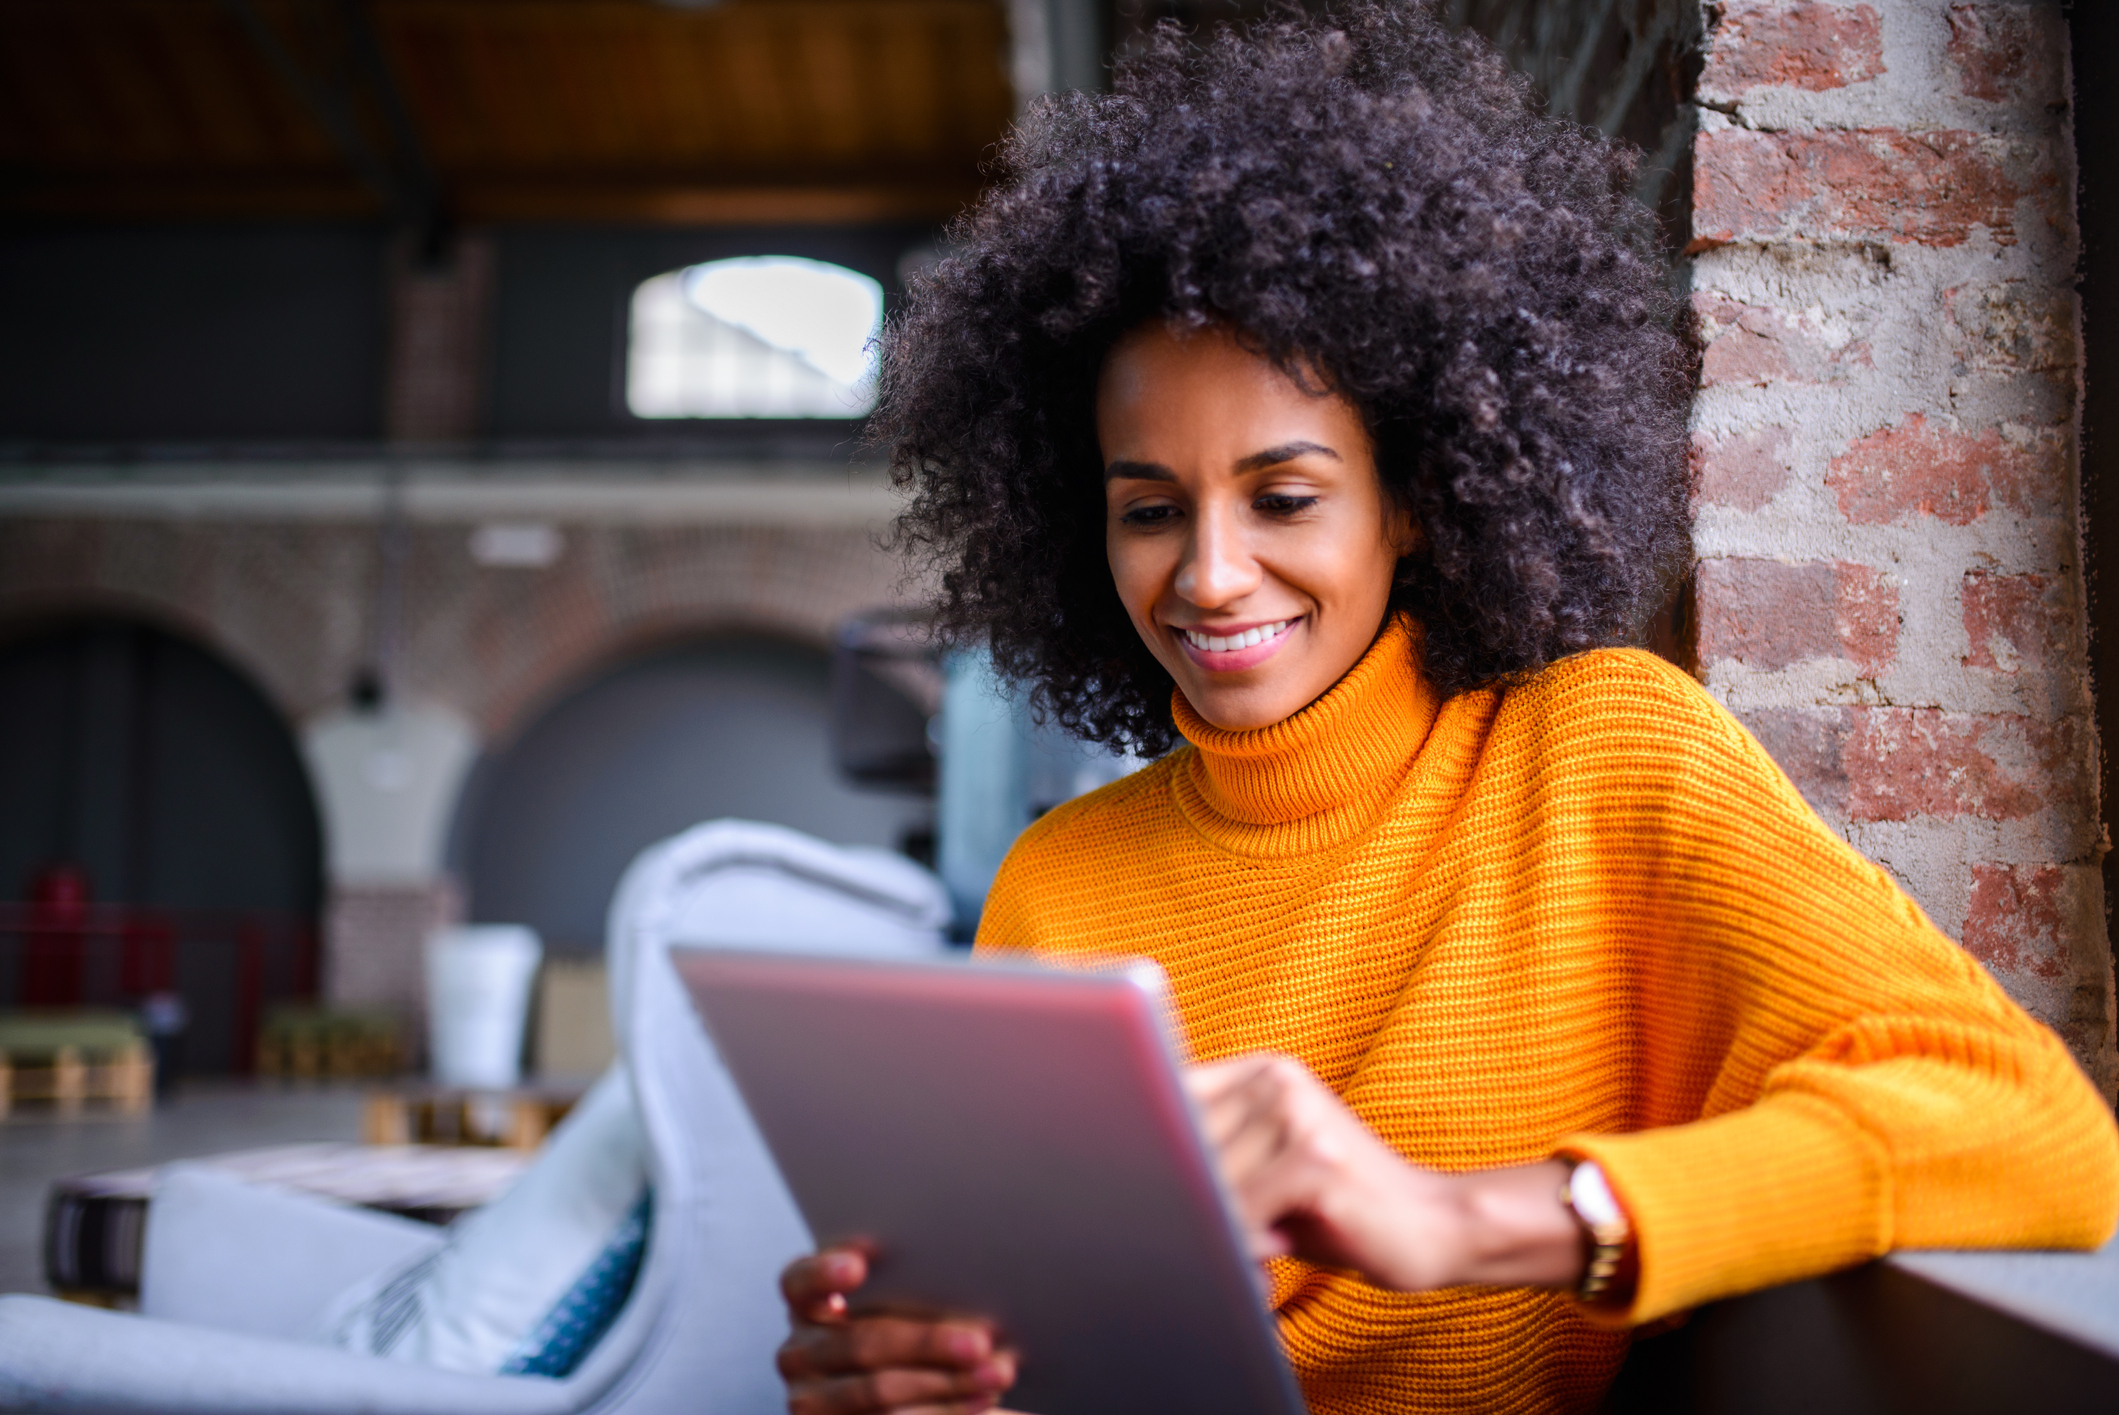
[974,616,2119,1414]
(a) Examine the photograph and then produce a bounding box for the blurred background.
[0,0,1699,1092]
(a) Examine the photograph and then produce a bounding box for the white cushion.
[143,1166,447,1339]
[317,1066,648,1374]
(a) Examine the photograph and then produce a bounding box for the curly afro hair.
[876,0,1695,756]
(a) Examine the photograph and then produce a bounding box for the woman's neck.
[1171,614,1437,831]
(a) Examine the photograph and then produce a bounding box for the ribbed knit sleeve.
[1542,653,2119,1324]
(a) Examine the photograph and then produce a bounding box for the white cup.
[425,925,542,1089]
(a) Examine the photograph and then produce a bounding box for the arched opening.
[0,618,323,1073]
[455,635,932,958]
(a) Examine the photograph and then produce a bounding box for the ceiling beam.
[0,179,978,226]
[220,0,449,249]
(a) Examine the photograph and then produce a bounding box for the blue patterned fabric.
[499,1191,653,1378]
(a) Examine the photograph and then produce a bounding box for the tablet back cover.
[677,947,1306,1415]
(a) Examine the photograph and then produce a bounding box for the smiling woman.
[769,5,2119,1415]
[1097,323,1414,733]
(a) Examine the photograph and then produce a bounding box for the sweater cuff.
[1559,1094,1894,1325]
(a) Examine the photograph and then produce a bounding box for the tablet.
[675,946,1306,1415]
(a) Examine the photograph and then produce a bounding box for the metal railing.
[0,903,318,1074]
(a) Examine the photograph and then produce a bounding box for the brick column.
[1688,0,2115,1098]
[323,879,462,1066]
[385,233,494,444]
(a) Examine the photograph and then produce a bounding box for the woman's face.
[1097,322,1416,733]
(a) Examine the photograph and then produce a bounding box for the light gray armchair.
[0,819,952,1415]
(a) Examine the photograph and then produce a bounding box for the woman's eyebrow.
[1104,458,1176,482]
[1236,440,1340,472]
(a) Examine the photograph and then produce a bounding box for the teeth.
[1182,619,1292,653]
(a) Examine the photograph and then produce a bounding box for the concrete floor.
[0,1082,366,1297]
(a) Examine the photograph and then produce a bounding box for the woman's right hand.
[777,1245,1020,1415]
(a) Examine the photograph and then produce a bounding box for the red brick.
[1691,426,1793,512]
[1697,558,1896,674]
[1826,414,2058,525]
[1843,709,2081,823]
[1946,4,2061,106]
[1692,129,2029,251]
[1693,292,1870,388]
[1701,1,1884,96]
[1742,705,1850,815]
[1719,707,2081,827]
[1834,563,1898,675]
[1962,571,2067,673]
[1963,864,2069,980]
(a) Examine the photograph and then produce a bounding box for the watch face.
[1569,1161,1626,1230]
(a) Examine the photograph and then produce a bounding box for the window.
[625,256,883,419]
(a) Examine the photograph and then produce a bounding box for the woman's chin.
[1179,679,1316,733]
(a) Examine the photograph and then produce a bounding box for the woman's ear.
[1384,491,1423,559]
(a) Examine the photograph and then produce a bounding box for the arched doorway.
[456,635,932,956]
[0,618,323,1072]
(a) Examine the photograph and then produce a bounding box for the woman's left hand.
[1184,1054,1586,1293]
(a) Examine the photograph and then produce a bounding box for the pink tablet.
[675,945,1305,1415]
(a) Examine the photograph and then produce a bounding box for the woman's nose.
[1174,505,1262,609]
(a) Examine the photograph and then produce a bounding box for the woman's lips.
[1173,617,1299,672]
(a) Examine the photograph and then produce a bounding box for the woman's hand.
[777,1245,1019,1415]
[1185,1054,1586,1292]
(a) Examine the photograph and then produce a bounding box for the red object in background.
[22,864,91,1006]
[120,911,176,996]
[233,919,264,1075]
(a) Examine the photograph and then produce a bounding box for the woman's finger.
[1184,1054,1275,1112]
[1187,1055,1286,1152]
[782,1247,870,1324]
[787,1358,1013,1415]
[782,1315,1002,1379]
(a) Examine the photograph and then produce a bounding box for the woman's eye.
[1255,494,1320,516]
[1119,504,1179,526]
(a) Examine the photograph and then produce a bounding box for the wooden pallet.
[1,1040,153,1119]
[361,1085,582,1151]
[255,1007,403,1080]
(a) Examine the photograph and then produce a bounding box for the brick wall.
[1689,0,2115,1096]
[0,486,921,1045]
[0,509,914,738]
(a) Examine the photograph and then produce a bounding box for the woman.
[776,6,2119,1412]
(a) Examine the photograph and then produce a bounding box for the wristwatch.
[1559,1160,1634,1306]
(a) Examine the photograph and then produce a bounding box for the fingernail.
[942,1327,987,1363]
[823,1252,859,1284]
[971,1359,1010,1390]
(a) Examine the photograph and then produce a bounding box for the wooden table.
[45,1141,534,1307]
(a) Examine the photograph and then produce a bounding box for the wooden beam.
[0,177,980,225]
[452,181,979,225]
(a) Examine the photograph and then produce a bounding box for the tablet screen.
[677,946,1306,1415]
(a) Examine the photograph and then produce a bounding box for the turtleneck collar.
[1169,614,1438,853]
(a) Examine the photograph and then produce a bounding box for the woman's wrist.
[1434,1159,1587,1290]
